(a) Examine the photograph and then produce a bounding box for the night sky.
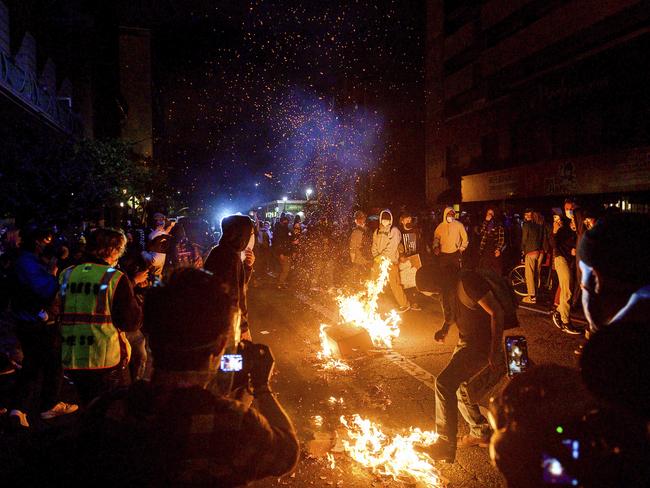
[152,0,425,216]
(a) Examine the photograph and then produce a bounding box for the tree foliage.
[0,131,163,224]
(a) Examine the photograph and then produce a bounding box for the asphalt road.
[246,279,585,488]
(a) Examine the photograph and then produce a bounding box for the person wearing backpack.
[415,262,509,463]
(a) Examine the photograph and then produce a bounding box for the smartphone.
[505,336,530,377]
[220,354,243,372]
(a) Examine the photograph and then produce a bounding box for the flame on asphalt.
[317,323,353,371]
[340,414,442,487]
[336,256,401,348]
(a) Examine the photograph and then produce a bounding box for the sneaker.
[418,442,455,463]
[457,434,490,449]
[9,409,30,429]
[551,311,564,331]
[410,302,422,311]
[40,402,78,420]
[521,296,536,304]
[397,305,411,314]
[562,323,583,336]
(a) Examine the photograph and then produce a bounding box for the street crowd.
[0,198,648,486]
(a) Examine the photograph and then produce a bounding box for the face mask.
[381,219,390,227]
[446,216,453,223]
[565,209,574,219]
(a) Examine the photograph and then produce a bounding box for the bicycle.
[508,253,554,298]
[509,255,585,335]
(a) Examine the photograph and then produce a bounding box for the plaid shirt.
[479,221,505,254]
[76,374,299,486]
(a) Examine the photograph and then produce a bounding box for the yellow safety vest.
[59,263,126,370]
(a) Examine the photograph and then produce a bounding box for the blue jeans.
[435,340,494,454]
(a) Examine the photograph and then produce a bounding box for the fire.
[317,323,353,371]
[336,257,401,348]
[340,414,442,487]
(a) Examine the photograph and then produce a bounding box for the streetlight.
[306,188,313,200]
[282,196,288,213]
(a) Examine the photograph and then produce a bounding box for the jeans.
[11,320,63,413]
[435,340,493,453]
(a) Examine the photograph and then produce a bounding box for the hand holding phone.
[505,335,530,377]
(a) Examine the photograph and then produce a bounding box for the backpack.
[457,269,520,330]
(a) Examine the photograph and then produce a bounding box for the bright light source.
[282,196,288,202]
[254,182,260,187]
[306,188,313,196]
[119,202,125,207]
[145,196,151,201]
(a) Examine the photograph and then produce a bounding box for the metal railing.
[0,50,81,135]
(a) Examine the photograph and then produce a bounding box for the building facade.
[425,0,650,209]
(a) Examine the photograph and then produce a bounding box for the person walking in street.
[372,209,410,313]
[58,228,145,404]
[520,209,546,304]
[8,226,78,429]
[477,207,505,275]
[433,207,469,326]
[550,200,579,333]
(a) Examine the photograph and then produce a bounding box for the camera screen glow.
[220,354,243,372]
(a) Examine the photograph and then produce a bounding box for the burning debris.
[316,257,401,371]
[336,257,401,348]
[340,414,443,488]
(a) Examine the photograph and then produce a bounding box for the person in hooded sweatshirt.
[204,215,256,341]
[371,210,410,313]
[432,207,469,327]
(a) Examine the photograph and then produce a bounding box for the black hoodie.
[204,216,254,333]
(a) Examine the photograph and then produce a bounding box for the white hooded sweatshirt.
[371,209,402,264]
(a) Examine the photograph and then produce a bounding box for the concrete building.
[425,0,650,210]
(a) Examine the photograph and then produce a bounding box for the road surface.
[246,278,584,488]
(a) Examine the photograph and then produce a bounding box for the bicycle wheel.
[508,265,528,297]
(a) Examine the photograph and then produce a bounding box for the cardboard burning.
[321,323,374,359]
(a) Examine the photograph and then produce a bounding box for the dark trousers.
[435,340,492,454]
[11,321,63,412]
[67,367,130,405]
[438,251,461,324]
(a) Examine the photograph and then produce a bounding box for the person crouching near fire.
[415,261,507,463]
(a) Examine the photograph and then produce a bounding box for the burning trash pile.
[340,414,443,487]
[317,257,401,371]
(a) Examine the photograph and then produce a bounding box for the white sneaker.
[9,409,30,428]
[40,402,79,420]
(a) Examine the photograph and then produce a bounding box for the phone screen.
[220,354,243,372]
[505,336,529,377]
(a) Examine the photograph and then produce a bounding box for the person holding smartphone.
[416,262,507,463]
[46,268,298,486]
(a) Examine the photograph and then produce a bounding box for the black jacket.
[204,216,254,333]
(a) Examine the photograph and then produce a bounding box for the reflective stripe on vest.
[59,263,123,370]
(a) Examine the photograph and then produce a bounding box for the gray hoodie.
[371,210,402,264]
